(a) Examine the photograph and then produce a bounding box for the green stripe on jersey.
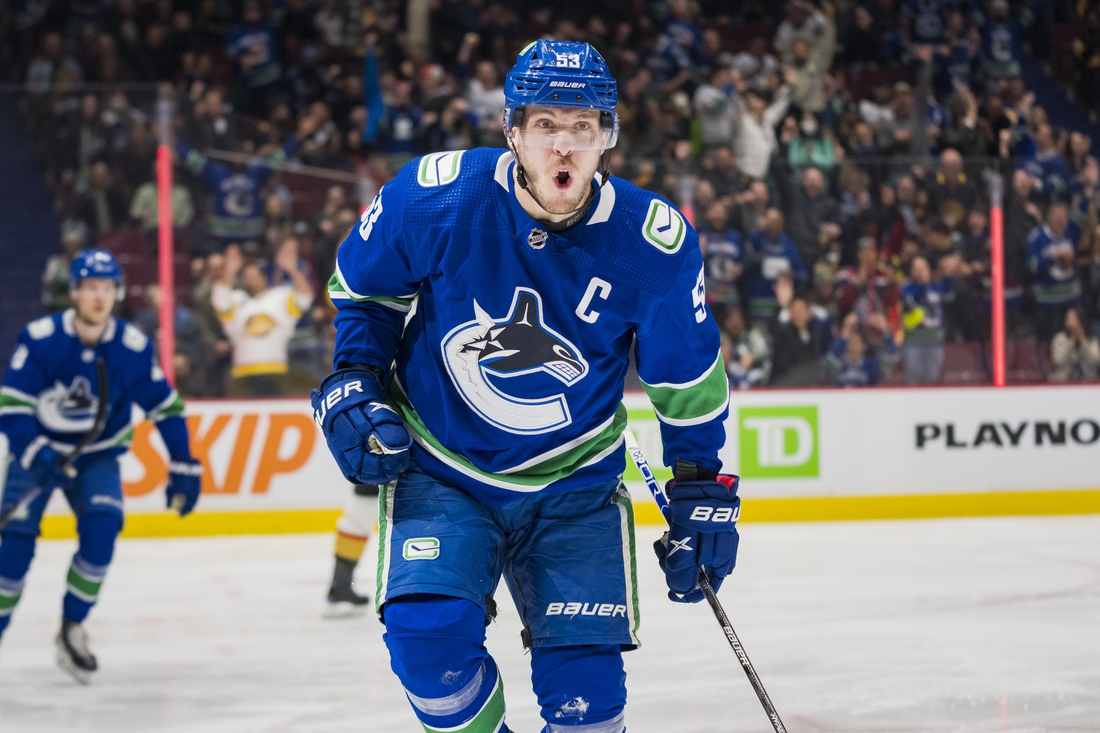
[327,272,415,309]
[0,389,36,416]
[387,379,627,492]
[148,391,185,421]
[640,354,729,426]
[422,671,506,733]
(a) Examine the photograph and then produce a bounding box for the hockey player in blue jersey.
[0,250,201,683]
[313,41,739,732]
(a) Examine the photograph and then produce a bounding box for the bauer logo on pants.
[403,537,440,560]
[739,406,819,478]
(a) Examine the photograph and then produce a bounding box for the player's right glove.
[311,367,412,485]
[22,440,74,493]
[654,465,741,604]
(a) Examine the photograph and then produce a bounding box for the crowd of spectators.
[8,0,1100,396]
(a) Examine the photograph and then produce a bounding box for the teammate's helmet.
[70,249,123,288]
[504,40,619,149]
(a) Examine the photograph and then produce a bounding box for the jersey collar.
[62,308,117,343]
[493,152,617,249]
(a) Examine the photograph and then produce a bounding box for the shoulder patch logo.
[441,287,589,435]
[27,316,55,341]
[641,199,686,254]
[417,151,464,187]
[123,323,148,352]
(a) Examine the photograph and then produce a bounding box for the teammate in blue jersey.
[313,41,740,733]
[175,114,319,247]
[0,250,201,683]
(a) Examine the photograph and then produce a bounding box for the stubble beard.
[515,143,599,216]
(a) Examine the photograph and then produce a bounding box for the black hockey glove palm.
[654,464,740,603]
[311,367,412,485]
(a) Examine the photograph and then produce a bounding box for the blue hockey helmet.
[70,249,124,296]
[504,40,619,149]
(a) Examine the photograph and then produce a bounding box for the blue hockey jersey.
[1026,224,1081,306]
[329,148,729,506]
[0,310,190,470]
[176,138,300,242]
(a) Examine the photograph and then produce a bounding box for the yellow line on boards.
[40,509,343,540]
[34,490,1100,540]
[734,489,1100,523]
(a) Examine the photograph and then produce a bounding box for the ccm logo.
[313,381,364,426]
[689,506,740,523]
[546,602,627,618]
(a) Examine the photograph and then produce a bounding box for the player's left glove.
[166,458,202,516]
[311,367,412,485]
[654,465,741,603]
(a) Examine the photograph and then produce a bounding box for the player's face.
[513,107,605,217]
[72,279,117,325]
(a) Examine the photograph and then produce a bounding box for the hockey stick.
[0,358,109,531]
[623,429,788,733]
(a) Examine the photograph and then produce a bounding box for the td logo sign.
[738,406,819,478]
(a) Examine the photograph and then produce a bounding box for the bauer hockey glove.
[166,458,203,516]
[654,464,741,603]
[311,367,412,485]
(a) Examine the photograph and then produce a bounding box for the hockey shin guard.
[384,596,507,733]
[63,514,120,623]
[531,644,627,733]
[0,533,36,636]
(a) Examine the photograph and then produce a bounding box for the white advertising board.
[19,385,1100,537]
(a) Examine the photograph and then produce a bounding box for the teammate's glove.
[311,367,412,485]
[22,440,73,493]
[166,458,203,516]
[654,464,741,603]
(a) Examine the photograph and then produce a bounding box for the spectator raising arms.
[212,242,315,397]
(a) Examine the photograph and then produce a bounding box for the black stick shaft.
[697,571,788,733]
[623,429,788,733]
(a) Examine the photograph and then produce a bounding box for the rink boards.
[3,385,1098,538]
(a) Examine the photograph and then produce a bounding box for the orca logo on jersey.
[36,376,99,434]
[441,287,589,434]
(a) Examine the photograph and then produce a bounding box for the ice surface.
[1,516,1099,732]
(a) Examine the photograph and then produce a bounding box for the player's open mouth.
[553,168,572,190]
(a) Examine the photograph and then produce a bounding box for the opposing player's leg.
[325,483,377,618]
[56,454,124,683]
[0,463,53,643]
[507,481,638,732]
[377,461,512,732]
